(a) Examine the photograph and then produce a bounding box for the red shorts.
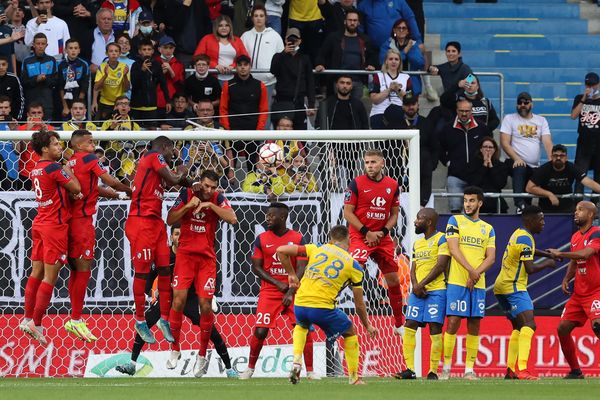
[349,232,398,274]
[125,215,170,271]
[68,217,95,260]
[255,289,295,328]
[561,293,600,327]
[172,251,216,299]
[31,224,68,265]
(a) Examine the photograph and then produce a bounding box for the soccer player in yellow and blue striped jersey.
[493,205,555,380]
[395,208,450,380]
[277,225,378,385]
[442,186,496,380]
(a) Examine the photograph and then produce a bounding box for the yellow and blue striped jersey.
[295,243,364,309]
[445,214,496,289]
[493,228,535,295]
[413,231,450,291]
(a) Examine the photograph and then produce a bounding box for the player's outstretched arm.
[475,246,496,274]
[99,172,133,197]
[157,166,192,188]
[166,196,200,225]
[523,258,556,275]
[548,247,596,261]
[417,255,451,292]
[251,257,288,293]
[352,286,377,338]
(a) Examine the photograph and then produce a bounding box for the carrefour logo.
[90,353,153,377]
[371,197,386,207]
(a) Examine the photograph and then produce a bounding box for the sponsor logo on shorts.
[478,302,485,311]
[204,278,216,293]
[85,250,91,257]
[591,300,600,313]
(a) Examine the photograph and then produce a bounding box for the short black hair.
[138,38,154,50]
[71,129,92,142]
[336,74,354,82]
[151,135,173,149]
[552,144,567,154]
[0,54,9,63]
[65,38,80,47]
[172,92,187,101]
[445,41,461,52]
[463,186,484,202]
[0,95,11,103]
[31,129,60,156]
[200,169,220,182]
[329,225,349,242]
[268,202,289,211]
[33,33,47,42]
[27,101,44,113]
[522,205,542,220]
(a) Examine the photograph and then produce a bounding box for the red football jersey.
[129,151,169,219]
[170,188,231,256]
[344,175,400,233]
[31,160,72,225]
[252,229,306,292]
[69,152,107,218]
[571,226,600,297]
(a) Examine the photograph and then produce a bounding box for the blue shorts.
[406,289,447,324]
[294,305,352,340]
[446,284,486,318]
[495,291,534,320]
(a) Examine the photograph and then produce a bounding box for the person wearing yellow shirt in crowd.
[493,205,556,380]
[242,161,294,199]
[92,42,130,120]
[286,154,318,193]
[277,225,378,385]
[442,186,496,380]
[62,100,97,131]
[395,208,450,380]
[288,0,324,65]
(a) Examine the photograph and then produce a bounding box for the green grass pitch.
[1,378,599,400]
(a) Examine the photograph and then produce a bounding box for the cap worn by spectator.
[402,91,418,105]
[139,9,153,22]
[159,36,176,47]
[285,28,301,40]
[585,72,599,86]
[517,92,532,102]
[236,54,251,64]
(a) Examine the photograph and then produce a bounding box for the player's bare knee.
[525,322,536,331]
[429,323,443,335]
[199,299,213,315]
[342,324,357,337]
[446,317,460,334]
[404,320,419,330]
[254,327,268,340]
[557,322,572,337]
[384,272,400,287]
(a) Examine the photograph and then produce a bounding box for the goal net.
[0,129,420,378]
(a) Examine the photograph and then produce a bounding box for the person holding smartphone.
[24,0,70,60]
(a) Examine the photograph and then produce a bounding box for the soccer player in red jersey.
[19,130,82,345]
[344,149,405,333]
[64,130,133,342]
[240,202,317,380]
[166,169,238,377]
[549,201,600,379]
[125,135,192,344]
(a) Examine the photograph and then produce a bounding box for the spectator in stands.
[288,0,324,65]
[0,95,19,190]
[130,38,170,128]
[155,35,184,119]
[160,92,194,129]
[428,41,472,93]
[185,53,221,111]
[188,98,220,129]
[92,42,130,120]
[131,8,160,53]
[369,48,412,129]
[140,0,167,31]
[62,99,97,130]
[315,74,369,130]
[100,95,141,130]
[0,54,24,120]
[115,32,135,98]
[101,0,142,35]
[380,19,424,97]
[465,137,510,214]
[52,0,96,63]
[25,0,70,60]
[194,15,249,82]
[318,0,358,36]
[439,98,491,213]
[357,0,422,50]
[526,144,600,214]
[384,92,437,206]
[571,72,600,191]
[21,33,58,119]
[231,0,259,36]
[58,38,90,119]
[500,92,553,213]
[242,160,293,199]
[8,6,28,72]
[270,28,315,130]
[269,115,307,159]
[265,0,284,35]
[16,102,55,190]
[186,139,231,187]
[0,11,18,73]
[440,73,499,134]
[91,7,115,73]
[315,10,377,99]
[164,0,211,67]
[241,4,284,107]
[287,153,318,193]
[220,54,268,172]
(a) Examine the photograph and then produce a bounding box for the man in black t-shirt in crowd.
[526,144,600,213]
[571,72,600,192]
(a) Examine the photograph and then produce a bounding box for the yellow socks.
[507,329,520,371]
[402,327,417,371]
[465,334,480,371]
[344,334,360,382]
[443,332,457,368]
[292,325,309,365]
[430,333,443,374]
[518,326,535,371]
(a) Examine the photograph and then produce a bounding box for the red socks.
[157,274,172,320]
[169,309,183,352]
[304,331,314,372]
[24,276,42,319]
[33,281,54,326]
[133,277,147,320]
[199,312,215,357]
[559,334,581,370]
[248,335,265,369]
[387,284,405,327]
[70,270,90,320]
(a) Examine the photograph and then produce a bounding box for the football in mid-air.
[259,143,284,167]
